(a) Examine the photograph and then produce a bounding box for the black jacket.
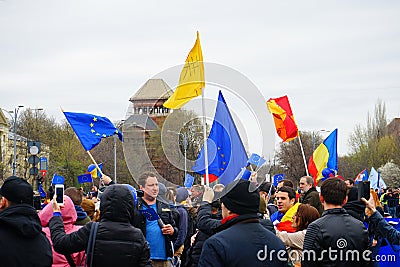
[50,184,151,267]
[185,203,223,267]
[0,204,52,267]
[343,200,366,222]
[302,208,370,267]
[133,198,178,258]
[300,187,324,215]
[198,214,287,267]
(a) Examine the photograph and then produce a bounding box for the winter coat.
[133,198,178,258]
[39,196,85,267]
[0,204,52,267]
[276,229,306,264]
[368,210,400,245]
[302,208,370,267]
[185,204,222,267]
[343,200,366,222]
[174,204,188,251]
[300,187,323,215]
[198,214,287,267]
[50,184,151,267]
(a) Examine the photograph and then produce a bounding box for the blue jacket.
[198,214,287,267]
[368,210,400,245]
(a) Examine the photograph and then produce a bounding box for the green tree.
[346,100,400,179]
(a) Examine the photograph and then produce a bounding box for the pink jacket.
[39,196,86,267]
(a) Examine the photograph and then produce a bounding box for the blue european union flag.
[184,173,195,188]
[63,111,123,151]
[192,91,248,185]
[78,173,93,184]
[273,173,285,186]
[38,183,46,198]
[52,174,65,185]
[139,208,160,221]
[247,153,266,169]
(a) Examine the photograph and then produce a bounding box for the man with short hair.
[299,176,323,214]
[302,178,370,267]
[270,186,300,232]
[198,179,287,267]
[277,179,294,190]
[190,184,204,204]
[133,171,178,267]
[0,176,52,266]
[270,186,296,223]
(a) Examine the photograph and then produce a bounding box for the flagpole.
[297,134,310,176]
[201,88,210,186]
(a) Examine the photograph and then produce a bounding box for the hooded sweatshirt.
[39,196,85,267]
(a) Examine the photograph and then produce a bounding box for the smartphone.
[55,184,64,206]
[357,181,370,201]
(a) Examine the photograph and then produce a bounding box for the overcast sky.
[1,0,399,157]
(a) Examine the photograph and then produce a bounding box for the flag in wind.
[38,183,46,198]
[308,129,338,185]
[52,174,65,185]
[184,173,195,188]
[273,173,285,186]
[369,167,387,190]
[354,168,368,184]
[164,31,205,109]
[192,91,248,185]
[88,163,103,178]
[63,111,123,151]
[78,173,93,184]
[247,153,267,170]
[266,96,298,142]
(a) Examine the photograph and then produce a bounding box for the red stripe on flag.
[203,173,219,183]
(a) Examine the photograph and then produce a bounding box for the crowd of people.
[0,172,399,267]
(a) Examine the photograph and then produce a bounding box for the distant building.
[123,79,176,184]
[127,78,174,129]
[0,108,49,182]
[387,118,400,139]
[0,109,28,179]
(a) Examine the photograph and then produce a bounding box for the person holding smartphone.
[49,183,152,267]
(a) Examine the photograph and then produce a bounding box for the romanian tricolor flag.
[276,202,300,233]
[266,96,298,142]
[164,31,205,109]
[308,129,338,185]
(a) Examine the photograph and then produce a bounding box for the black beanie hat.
[221,179,260,215]
[0,176,33,205]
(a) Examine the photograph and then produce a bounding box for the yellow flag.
[164,31,205,109]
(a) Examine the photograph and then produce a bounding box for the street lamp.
[7,105,24,176]
[167,130,188,179]
[312,129,330,151]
